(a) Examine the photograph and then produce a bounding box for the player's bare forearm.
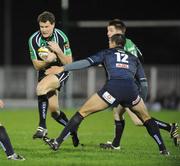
[47,41,72,64]
[56,53,72,64]
[32,60,50,71]
[54,45,72,64]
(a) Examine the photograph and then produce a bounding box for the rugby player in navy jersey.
[28,11,79,147]
[0,100,25,160]
[44,34,170,155]
[99,19,179,149]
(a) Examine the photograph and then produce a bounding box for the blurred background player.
[99,19,179,149]
[28,11,79,146]
[0,100,25,160]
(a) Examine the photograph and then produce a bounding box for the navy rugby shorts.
[97,79,141,107]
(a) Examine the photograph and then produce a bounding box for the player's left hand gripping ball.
[38,47,49,61]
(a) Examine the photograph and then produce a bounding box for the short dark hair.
[110,34,126,47]
[37,11,55,24]
[108,19,126,34]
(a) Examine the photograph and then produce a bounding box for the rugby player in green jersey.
[100,19,179,150]
[28,11,79,147]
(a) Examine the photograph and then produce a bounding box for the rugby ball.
[38,47,49,61]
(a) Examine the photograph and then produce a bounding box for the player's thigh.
[79,93,109,117]
[48,91,59,112]
[37,74,60,93]
[113,104,125,121]
[126,108,143,126]
[130,99,150,123]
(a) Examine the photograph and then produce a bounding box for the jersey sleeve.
[64,59,91,71]
[135,60,148,101]
[56,29,72,56]
[64,41,72,56]
[28,34,38,60]
[135,60,147,82]
[87,50,105,66]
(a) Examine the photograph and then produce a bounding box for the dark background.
[1,0,180,65]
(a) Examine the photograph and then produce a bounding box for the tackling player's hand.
[45,66,64,75]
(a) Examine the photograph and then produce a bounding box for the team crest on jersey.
[116,63,129,69]
[64,42,70,49]
[102,91,116,104]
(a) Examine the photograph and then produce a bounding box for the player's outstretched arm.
[45,59,91,75]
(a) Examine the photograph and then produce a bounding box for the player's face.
[39,21,55,38]
[107,26,123,38]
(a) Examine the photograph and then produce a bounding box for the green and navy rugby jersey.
[28,28,72,68]
[124,38,142,59]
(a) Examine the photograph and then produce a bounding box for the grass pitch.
[0,108,180,166]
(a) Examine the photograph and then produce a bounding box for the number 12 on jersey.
[115,52,129,69]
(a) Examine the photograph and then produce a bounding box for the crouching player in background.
[0,100,25,160]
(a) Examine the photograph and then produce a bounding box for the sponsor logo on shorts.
[102,91,116,104]
[132,95,141,105]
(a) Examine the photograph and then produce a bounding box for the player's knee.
[113,108,124,120]
[36,84,47,96]
[133,120,143,126]
[113,110,120,119]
